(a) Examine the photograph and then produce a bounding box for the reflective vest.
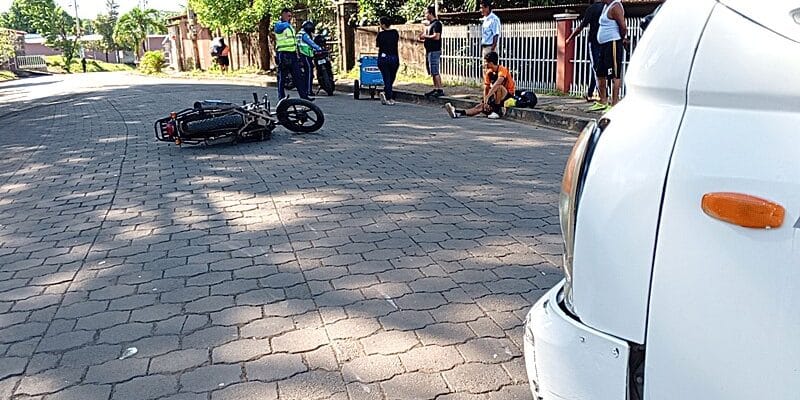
[275,24,297,53]
[297,33,314,57]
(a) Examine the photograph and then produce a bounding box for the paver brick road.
[0,74,573,400]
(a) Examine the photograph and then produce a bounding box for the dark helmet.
[302,20,315,34]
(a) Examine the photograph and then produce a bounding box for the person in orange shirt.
[217,38,230,73]
[445,51,515,119]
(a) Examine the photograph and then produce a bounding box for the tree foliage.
[113,7,164,58]
[93,0,119,60]
[1,0,40,32]
[0,29,17,64]
[188,0,296,33]
[357,0,582,23]
[8,0,80,72]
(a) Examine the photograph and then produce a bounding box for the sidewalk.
[159,70,595,133]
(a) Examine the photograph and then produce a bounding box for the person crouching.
[445,51,514,119]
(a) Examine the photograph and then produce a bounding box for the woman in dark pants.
[376,17,400,105]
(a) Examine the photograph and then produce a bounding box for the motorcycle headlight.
[559,119,606,314]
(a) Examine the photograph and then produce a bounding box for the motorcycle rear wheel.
[276,98,325,134]
[185,114,244,134]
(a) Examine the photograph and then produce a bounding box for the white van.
[523,1,800,399]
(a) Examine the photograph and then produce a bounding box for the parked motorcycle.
[313,29,335,96]
[154,93,324,146]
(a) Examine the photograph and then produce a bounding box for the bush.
[139,51,165,74]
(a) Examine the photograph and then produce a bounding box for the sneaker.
[487,112,501,119]
[380,92,387,105]
[387,99,396,106]
[587,102,606,112]
[424,90,438,97]
[432,89,445,97]
[444,103,458,118]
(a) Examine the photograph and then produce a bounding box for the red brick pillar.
[555,13,580,94]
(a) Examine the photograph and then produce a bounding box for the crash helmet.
[302,20,316,34]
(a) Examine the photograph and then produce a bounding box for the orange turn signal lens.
[701,192,785,229]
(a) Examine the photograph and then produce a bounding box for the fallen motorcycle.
[154,93,324,146]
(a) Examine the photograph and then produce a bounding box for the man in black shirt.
[419,6,444,97]
[567,0,605,102]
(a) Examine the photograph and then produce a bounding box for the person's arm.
[566,16,588,43]
[610,5,628,42]
[483,84,491,102]
[303,33,322,51]
[275,21,290,34]
[566,25,584,43]
[488,76,505,98]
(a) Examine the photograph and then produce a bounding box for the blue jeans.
[277,51,309,99]
[378,55,399,100]
[301,55,315,95]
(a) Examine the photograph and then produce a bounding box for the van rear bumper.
[524,280,630,399]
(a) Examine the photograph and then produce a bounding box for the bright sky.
[0,0,185,18]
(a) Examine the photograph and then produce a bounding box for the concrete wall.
[168,16,263,72]
[355,24,428,74]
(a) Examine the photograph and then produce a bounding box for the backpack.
[514,91,538,109]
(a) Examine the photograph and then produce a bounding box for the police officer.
[274,8,311,100]
[297,21,324,97]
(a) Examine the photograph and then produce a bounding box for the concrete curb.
[152,73,591,134]
[334,82,591,134]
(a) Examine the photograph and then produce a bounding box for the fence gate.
[14,55,47,72]
[441,21,558,92]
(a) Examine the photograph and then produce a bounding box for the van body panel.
[570,0,716,344]
[645,5,800,399]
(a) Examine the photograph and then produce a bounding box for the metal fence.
[441,20,558,92]
[569,16,644,97]
[15,55,47,71]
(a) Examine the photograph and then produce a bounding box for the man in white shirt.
[480,0,501,58]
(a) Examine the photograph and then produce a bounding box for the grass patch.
[0,70,17,81]
[45,56,134,74]
[181,65,269,79]
[342,65,478,88]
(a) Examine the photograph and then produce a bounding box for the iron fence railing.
[441,20,558,92]
[15,55,47,71]
[570,16,644,98]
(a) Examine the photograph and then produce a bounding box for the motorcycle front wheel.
[276,98,325,134]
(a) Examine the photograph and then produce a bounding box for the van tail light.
[701,192,785,229]
[559,118,607,314]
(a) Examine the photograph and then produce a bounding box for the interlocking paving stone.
[211,382,278,400]
[380,372,450,400]
[442,363,513,394]
[179,364,243,393]
[245,354,307,382]
[271,328,328,353]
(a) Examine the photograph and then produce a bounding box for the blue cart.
[354,55,383,100]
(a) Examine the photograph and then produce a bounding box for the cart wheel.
[370,88,376,99]
[354,80,360,100]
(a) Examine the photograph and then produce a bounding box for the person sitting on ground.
[445,51,515,120]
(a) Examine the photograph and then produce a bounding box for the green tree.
[0,29,17,66]
[94,1,120,62]
[12,0,80,72]
[113,7,164,59]
[1,0,39,33]
[189,0,294,70]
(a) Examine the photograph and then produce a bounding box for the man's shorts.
[426,51,441,76]
[597,39,624,79]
